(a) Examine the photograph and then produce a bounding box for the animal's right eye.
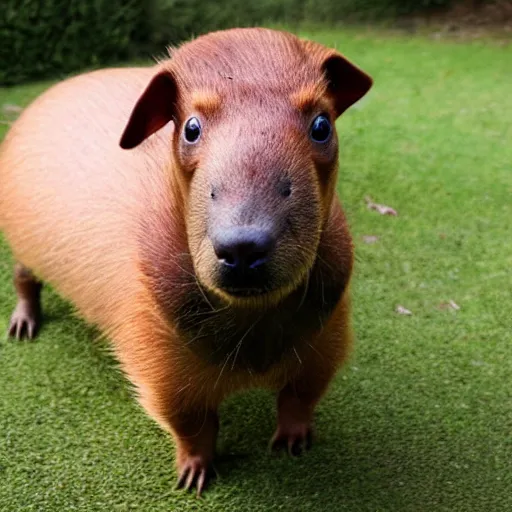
[183,117,201,144]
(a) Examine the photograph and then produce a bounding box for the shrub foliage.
[1,0,149,85]
[1,0,493,85]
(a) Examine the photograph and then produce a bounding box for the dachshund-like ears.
[119,51,372,148]
[321,53,373,117]
[120,71,178,150]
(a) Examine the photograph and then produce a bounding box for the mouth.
[201,263,309,307]
[221,286,269,298]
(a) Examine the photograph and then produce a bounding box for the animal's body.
[0,28,372,493]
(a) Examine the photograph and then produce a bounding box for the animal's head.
[120,28,372,307]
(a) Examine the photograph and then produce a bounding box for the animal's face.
[120,28,372,306]
[180,100,329,303]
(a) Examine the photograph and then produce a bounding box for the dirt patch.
[396,1,512,41]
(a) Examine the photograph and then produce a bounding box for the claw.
[196,468,206,497]
[176,468,188,490]
[27,321,35,340]
[15,320,23,340]
[289,438,301,456]
[7,301,40,341]
[185,466,196,491]
[270,424,313,457]
[175,455,215,496]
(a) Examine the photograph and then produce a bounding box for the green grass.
[1,29,511,511]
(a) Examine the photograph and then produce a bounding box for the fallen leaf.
[362,235,380,244]
[450,300,460,310]
[395,305,412,315]
[439,300,460,311]
[365,196,398,216]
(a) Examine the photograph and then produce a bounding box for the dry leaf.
[362,235,380,244]
[365,196,398,216]
[449,300,460,310]
[396,305,412,315]
[439,300,460,311]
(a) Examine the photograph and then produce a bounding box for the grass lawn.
[1,28,511,511]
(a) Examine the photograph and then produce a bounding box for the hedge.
[148,0,457,49]
[0,0,150,85]
[1,0,495,86]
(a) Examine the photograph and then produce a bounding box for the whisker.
[214,318,260,388]
[231,318,260,371]
[296,269,311,311]
[214,352,232,390]
[292,345,302,365]
[307,341,324,359]
[194,276,215,311]
[316,253,335,274]
[184,326,208,346]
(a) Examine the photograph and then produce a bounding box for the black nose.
[212,226,275,270]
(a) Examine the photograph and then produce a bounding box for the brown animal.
[0,28,372,494]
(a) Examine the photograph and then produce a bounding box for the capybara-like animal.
[0,28,372,493]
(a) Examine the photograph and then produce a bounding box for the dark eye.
[183,117,201,143]
[310,114,332,143]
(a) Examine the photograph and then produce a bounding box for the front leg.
[110,305,219,495]
[271,363,338,456]
[271,294,352,456]
[271,381,317,456]
[134,370,219,495]
[174,408,219,494]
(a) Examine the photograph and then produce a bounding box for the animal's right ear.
[119,71,178,150]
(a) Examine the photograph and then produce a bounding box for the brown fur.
[0,28,372,493]
[191,90,222,116]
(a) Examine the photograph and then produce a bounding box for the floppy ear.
[119,71,178,150]
[322,54,373,118]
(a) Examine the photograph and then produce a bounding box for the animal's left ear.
[322,54,373,118]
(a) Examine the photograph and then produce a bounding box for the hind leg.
[7,263,42,340]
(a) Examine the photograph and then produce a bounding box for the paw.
[176,455,216,496]
[7,301,40,340]
[270,422,313,456]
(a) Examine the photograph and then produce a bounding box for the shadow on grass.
[3,287,492,511]
[23,294,407,510]
[213,393,411,511]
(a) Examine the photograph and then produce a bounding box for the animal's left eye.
[183,116,201,144]
[310,114,332,143]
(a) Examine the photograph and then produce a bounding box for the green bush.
[0,0,150,86]
[148,0,459,50]
[148,0,305,50]
[1,0,497,86]
[302,0,453,21]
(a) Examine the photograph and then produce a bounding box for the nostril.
[277,178,292,198]
[246,251,269,269]
[216,248,237,267]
